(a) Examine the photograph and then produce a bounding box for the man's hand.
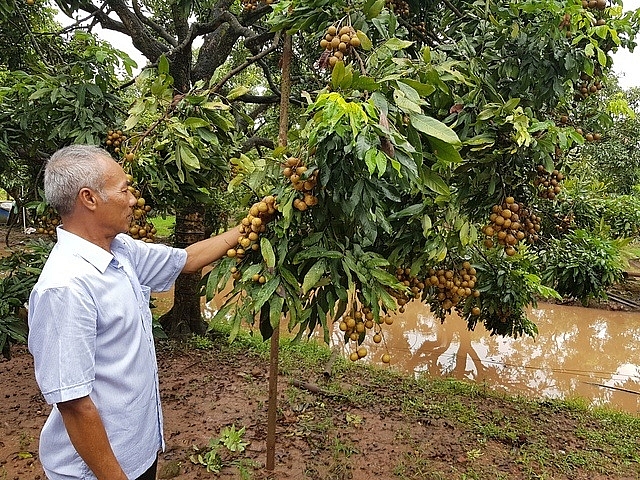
[57,396,128,480]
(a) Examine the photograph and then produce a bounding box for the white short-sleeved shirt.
[28,227,187,480]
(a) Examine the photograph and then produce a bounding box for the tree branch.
[131,0,177,47]
[174,10,258,59]
[210,30,281,93]
[99,0,171,61]
[54,3,108,36]
[241,137,275,153]
[441,0,463,19]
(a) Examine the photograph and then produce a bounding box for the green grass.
[149,215,175,238]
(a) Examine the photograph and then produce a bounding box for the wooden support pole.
[266,31,293,473]
[266,326,280,471]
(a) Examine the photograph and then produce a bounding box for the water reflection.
[327,300,640,414]
[155,289,640,414]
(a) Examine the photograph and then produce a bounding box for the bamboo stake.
[266,31,293,472]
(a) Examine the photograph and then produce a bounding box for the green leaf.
[398,79,436,97]
[435,244,447,262]
[375,150,388,175]
[464,133,495,147]
[422,170,450,196]
[356,30,373,51]
[177,143,201,169]
[158,55,170,75]
[331,60,346,91]
[279,266,300,292]
[477,106,498,121]
[124,114,140,131]
[351,74,379,91]
[384,38,414,51]
[371,268,401,287]
[378,287,399,311]
[208,301,236,331]
[261,237,276,268]
[293,247,343,263]
[388,203,422,220]
[364,0,385,19]
[428,137,463,164]
[254,277,280,312]
[459,221,470,244]
[227,86,250,100]
[365,148,377,175]
[270,295,284,329]
[28,88,50,100]
[394,89,422,114]
[422,214,432,235]
[597,47,606,67]
[201,101,230,111]
[302,260,326,294]
[501,98,520,114]
[184,117,210,129]
[409,113,461,146]
[339,68,354,90]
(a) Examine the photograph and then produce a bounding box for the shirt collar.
[56,226,115,274]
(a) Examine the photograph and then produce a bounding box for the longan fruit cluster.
[482,197,541,256]
[534,166,564,200]
[412,21,427,36]
[282,157,319,211]
[127,174,156,243]
[582,0,607,10]
[318,24,361,70]
[35,208,60,236]
[106,129,127,155]
[559,13,572,30]
[553,212,574,233]
[576,80,604,98]
[573,126,602,141]
[250,272,267,284]
[385,0,410,17]
[583,131,602,142]
[226,195,278,261]
[241,0,274,11]
[387,267,424,314]
[338,305,392,363]
[575,73,604,100]
[425,262,480,311]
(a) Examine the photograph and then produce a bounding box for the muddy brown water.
[154,289,640,414]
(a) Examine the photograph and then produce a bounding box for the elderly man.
[28,145,240,480]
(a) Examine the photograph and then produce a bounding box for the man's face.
[96,158,137,235]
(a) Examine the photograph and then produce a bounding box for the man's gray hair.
[45,145,114,216]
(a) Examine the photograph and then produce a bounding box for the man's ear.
[77,187,99,211]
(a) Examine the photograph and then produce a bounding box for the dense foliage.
[0,239,52,359]
[204,0,640,355]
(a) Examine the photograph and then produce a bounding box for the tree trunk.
[159,205,207,337]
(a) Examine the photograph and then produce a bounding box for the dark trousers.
[135,458,158,480]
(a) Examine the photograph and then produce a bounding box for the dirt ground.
[2,341,481,480]
[2,226,640,479]
[3,338,640,480]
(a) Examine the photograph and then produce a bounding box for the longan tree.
[202,0,639,359]
[0,1,134,237]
